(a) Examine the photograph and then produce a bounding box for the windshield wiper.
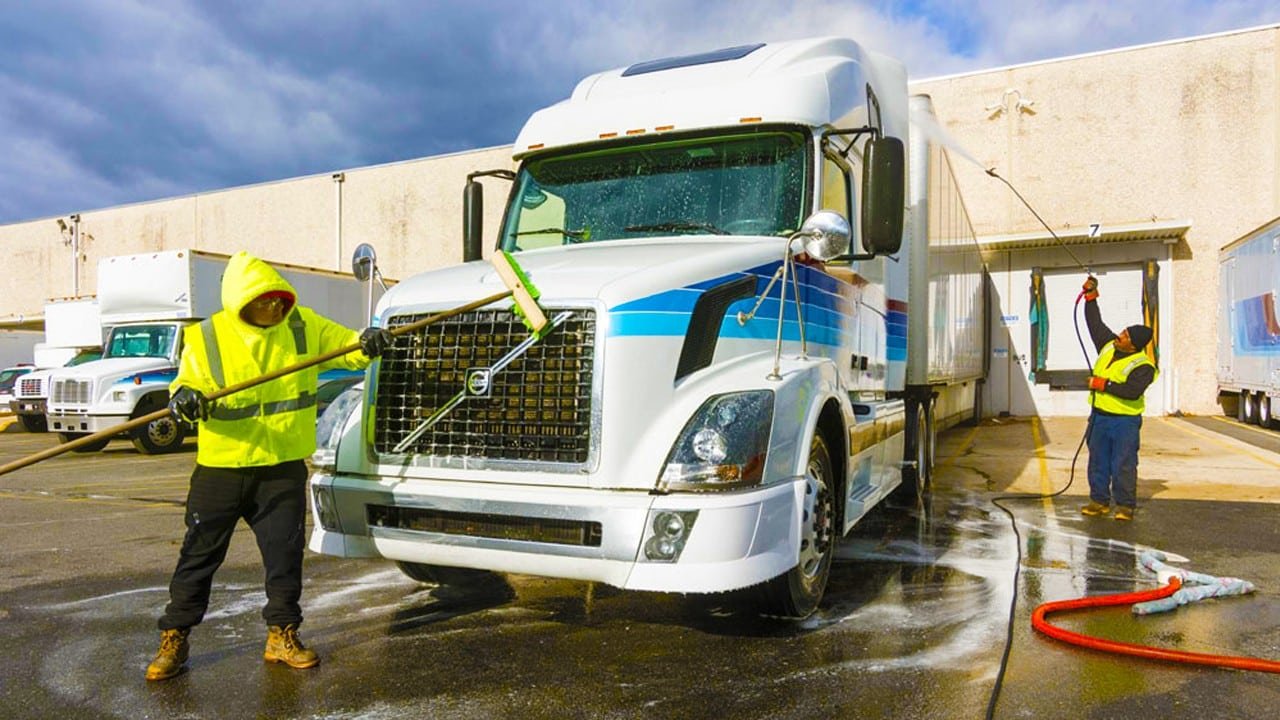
[513,227,590,243]
[624,221,729,236]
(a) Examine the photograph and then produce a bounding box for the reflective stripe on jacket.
[171,251,368,468]
[1090,340,1158,416]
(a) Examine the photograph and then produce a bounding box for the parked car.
[0,364,37,415]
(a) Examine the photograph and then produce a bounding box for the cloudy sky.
[2,0,1278,225]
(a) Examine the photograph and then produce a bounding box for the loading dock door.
[1026,263,1165,415]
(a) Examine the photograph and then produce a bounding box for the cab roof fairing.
[511,37,909,160]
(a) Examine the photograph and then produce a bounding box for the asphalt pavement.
[0,415,1276,719]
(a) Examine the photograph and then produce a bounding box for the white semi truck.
[45,250,369,453]
[8,297,103,433]
[1218,216,1280,427]
[310,37,986,617]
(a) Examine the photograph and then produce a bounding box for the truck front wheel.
[755,433,835,619]
[395,562,500,587]
[17,415,47,433]
[130,412,186,454]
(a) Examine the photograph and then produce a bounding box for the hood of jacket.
[222,251,297,324]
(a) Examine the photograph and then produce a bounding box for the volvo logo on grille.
[465,368,492,397]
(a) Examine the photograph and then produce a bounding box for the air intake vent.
[374,308,596,464]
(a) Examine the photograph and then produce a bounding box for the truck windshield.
[104,325,177,359]
[500,129,810,251]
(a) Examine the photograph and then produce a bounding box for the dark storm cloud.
[1,1,1277,225]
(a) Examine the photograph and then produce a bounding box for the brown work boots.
[263,623,320,669]
[145,624,319,680]
[145,628,190,681]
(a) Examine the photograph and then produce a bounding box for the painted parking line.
[1164,417,1280,469]
[1208,414,1280,440]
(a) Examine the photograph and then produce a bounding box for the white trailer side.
[1218,216,1280,426]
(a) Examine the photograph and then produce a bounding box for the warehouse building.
[2,23,1278,418]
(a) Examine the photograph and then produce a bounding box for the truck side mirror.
[351,243,377,281]
[861,136,905,255]
[795,211,851,261]
[463,180,484,263]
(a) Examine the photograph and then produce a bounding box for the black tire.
[893,398,934,506]
[57,432,110,453]
[754,433,836,619]
[1240,390,1255,424]
[17,415,47,433]
[1258,393,1272,429]
[130,413,186,454]
[395,562,499,586]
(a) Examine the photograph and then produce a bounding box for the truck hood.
[377,237,785,314]
[53,357,174,380]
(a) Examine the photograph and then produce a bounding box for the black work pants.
[159,460,308,631]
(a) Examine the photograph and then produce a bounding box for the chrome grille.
[51,378,92,405]
[374,308,596,463]
[17,377,45,398]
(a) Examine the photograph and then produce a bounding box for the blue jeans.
[1086,412,1142,509]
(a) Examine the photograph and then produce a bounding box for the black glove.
[169,386,210,423]
[360,327,394,357]
[1082,276,1098,301]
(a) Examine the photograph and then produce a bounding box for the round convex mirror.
[796,210,851,261]
[351,243,377,281]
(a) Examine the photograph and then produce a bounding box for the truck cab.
[47,320,190,452]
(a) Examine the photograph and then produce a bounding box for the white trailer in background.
[44,250,369,453]
[8,298,103,432]
[310,37,986,617]
[1218,216,1280,427]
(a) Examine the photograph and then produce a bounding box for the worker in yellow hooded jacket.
[146,251,392,681]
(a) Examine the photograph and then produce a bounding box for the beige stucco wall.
[912,25,1280,414]
[2,27,1278,415]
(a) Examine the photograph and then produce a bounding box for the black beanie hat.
[1125,324,1153,351]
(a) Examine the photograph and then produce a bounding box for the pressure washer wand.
[986,167,1089,274]
[0,253,548,478]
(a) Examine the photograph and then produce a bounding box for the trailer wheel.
[755,433,835,619]
[17,415,47,433]
[1258,393,1273,428]
[1239,390,1255,424]
[57,432,110,453]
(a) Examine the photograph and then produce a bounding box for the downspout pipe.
[333,173,345,272]
[71,213,81,297]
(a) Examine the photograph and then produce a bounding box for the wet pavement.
[0,416,1276,719]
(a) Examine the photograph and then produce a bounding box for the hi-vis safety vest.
[174,306,366,467]
[1090,340,1158,416]
[172,250,367,468]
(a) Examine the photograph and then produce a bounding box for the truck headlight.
[657,391,773,492]
[312,385,363,471]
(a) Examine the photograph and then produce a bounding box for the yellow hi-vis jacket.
[171,251,369,467]
[1090,340,1158,416]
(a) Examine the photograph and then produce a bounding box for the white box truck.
[8,297,103,432]
[1218,216,1280,426]
[45,250,369,453]
[309,38,986,617]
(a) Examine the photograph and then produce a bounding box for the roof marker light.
[655,125,674,132]
[739,117,762,123]
[527,143,545,150]
[625,128,645,135]
[599,132,618,139]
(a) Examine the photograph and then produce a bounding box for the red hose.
[1031,576,1280,673]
